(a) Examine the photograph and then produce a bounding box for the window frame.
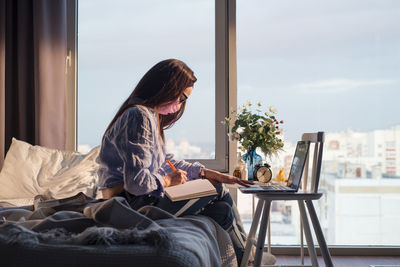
[185,0,237,174]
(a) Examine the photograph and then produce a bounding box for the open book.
[164,179,217,202]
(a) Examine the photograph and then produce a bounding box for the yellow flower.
[269,106,277,114]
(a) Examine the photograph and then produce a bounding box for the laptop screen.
[287,141,310,189]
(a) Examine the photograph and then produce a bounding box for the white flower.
[228,132,241,142]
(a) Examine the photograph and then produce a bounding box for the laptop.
[240,140,310,193]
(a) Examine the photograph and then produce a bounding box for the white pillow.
[0,138,100,199]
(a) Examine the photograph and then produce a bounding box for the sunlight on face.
[183,86,193,97]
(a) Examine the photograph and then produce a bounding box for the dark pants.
[119,183,247,264]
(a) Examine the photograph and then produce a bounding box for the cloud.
[294,79,395,94]
[166,138,213,159]
[78,144,92,154]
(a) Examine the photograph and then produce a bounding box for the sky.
[78,0,400,155]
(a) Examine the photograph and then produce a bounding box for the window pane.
[237,0,400,246]
[78,0,215,159]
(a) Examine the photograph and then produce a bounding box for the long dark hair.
[103,59,197,141]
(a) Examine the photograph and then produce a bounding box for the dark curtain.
[0,0,68,168]
[0,0,5,168]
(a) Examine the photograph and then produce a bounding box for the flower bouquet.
[223,102,284,179]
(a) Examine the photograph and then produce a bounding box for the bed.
[0,138,237,267]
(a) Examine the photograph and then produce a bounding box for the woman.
[97,59,253,264]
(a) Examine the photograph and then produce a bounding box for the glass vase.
[242,148,263,180]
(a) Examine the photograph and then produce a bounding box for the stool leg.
[300,215,305,265]
[298,200,319,267]
[306,199,334,267]
[240,199,264,267]
[253,200,271,267]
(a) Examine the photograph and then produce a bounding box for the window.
[237,0,400,246]
[78,0,234,171]
[71,0,400,252]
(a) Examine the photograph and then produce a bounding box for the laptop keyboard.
[261,185,291,190]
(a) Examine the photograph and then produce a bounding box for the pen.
[166,160,177,171]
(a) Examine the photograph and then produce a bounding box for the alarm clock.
[253,163,272,183]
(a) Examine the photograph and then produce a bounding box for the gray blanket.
[0,193,237,267]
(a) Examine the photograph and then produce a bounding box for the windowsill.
[269,245,400,256]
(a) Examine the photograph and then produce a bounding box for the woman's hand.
[203,169,254,187]
[163,169,187,188]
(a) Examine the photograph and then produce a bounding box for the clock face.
[256,166,272,183]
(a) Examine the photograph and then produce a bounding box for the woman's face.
[158,86,194,115]
[184,86,193,96]
[179,86,193,104]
